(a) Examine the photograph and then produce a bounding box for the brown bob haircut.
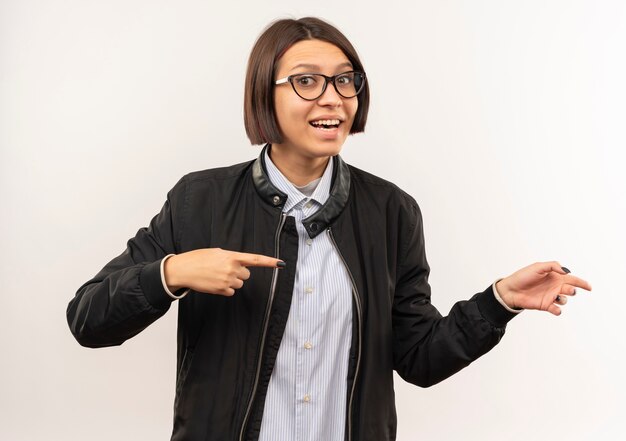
[244,17,370,145]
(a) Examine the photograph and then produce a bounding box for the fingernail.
[561,266,571,274]
[555,295,561,302]
[277,261,286,269]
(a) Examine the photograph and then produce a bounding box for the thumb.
[537,261,568,275]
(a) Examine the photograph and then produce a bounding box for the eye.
[295,75,318,88]
[335,73,354,86]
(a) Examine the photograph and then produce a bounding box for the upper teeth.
[312,119,340,126]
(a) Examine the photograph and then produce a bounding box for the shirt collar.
[264,147,333,213]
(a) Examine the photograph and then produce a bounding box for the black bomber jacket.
[67,145,518,441]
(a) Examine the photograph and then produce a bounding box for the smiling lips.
[310,118,342,130]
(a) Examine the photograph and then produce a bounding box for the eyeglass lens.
[291,72,365,100]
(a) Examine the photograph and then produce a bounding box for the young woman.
[67,17,592,441]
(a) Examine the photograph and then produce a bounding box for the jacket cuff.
[140,259,176,311]
[475,283,519,328]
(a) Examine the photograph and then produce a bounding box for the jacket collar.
[252,144,351,238]
[263,147,333,213]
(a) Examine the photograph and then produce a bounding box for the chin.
[273,134,347,160]
[307,137,347,157]
[307,144,344,158]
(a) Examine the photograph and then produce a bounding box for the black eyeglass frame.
[274,70,367,101]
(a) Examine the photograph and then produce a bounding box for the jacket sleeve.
[66,176,188,348]
[392,199,518,387]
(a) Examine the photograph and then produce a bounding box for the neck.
[268,144,330,186]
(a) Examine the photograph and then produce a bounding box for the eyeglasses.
[274,71,366,101]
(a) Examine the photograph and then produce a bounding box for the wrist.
[496,278,519,310]
[164,254,184,293]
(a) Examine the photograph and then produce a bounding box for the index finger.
[564,274,592,292]
[234,252,285,268]
[538,262,593,291]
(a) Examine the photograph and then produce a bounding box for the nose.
[317,80,343,107]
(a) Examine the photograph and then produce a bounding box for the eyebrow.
[289,61,353,72]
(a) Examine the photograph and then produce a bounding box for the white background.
[1,1,625,440]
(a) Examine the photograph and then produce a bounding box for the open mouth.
[309,119,341,130]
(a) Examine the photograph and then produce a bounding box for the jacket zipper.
[327,227,363,441]
[239,212,287,441]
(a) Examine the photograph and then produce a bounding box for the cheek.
[274,92,309,130]
[346,100,359,125]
